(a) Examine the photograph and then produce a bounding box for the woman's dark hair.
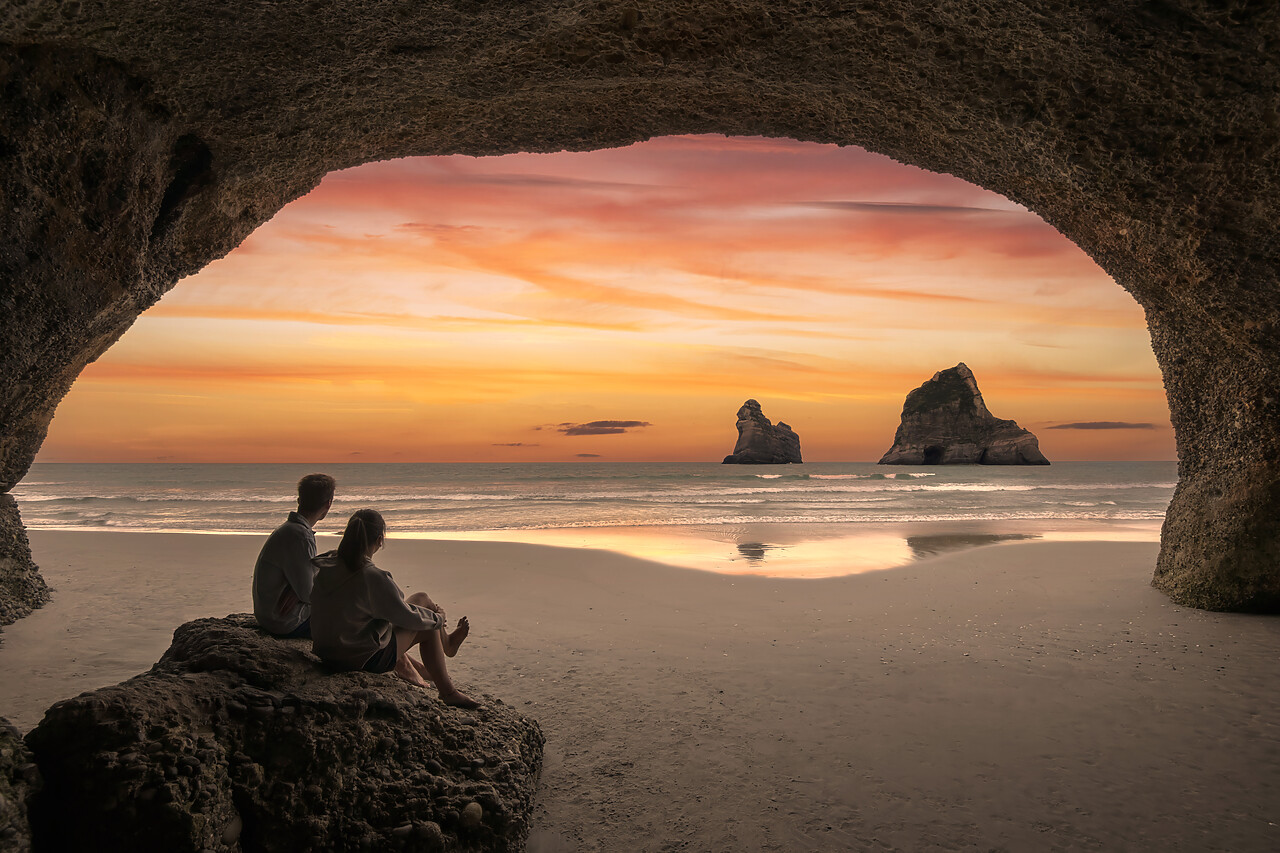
[337,509,386,571]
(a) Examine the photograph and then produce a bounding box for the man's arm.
[277,527,318,605]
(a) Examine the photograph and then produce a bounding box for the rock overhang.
[0,1,1276,610]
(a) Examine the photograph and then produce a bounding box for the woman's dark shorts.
[281,618,311,640]
[362,635,398,674]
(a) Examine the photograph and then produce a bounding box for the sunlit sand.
[2,527,1275,851]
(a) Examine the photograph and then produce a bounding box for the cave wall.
[1,0,1277,612]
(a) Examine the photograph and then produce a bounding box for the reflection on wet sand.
[735,542,776,562]
[411,519,1161,579]
[905,532,1041,560]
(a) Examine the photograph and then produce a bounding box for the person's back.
[310,508,478,708]
[309,550,419,670]
[251,473,335,637]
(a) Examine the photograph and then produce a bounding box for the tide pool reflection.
[418,525,918,578]
[905,533,1041,560]
[735,542,777,562]
[409,519,1158,580]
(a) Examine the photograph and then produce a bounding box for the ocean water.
[11,462,1173,579]
[14,461,1176,536]
[1,461,1179,726]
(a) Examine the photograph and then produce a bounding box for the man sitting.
[252,473,335,638]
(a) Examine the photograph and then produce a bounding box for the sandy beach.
[3,530,1278,851]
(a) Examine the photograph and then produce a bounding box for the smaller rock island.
[722,400,803,464]
[879,363,1049,465]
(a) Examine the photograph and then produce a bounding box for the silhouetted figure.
[251,473,336,638]
[310,508,478,709]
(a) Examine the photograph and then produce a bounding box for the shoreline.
[4,529,1278,850]
[16,516,1163,579]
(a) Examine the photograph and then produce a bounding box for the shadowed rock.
[1,3,1278,610]
[0,497,49,627]
[880,364,1049,465]
[722,400,803,464]
[0,717,38,852]
[24,615,543,853]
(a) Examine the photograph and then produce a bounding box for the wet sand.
[4,531,1279,851]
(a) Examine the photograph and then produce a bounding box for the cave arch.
[2,2,1277,613]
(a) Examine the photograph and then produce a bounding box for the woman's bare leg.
[408,655,434,685]
[392,652,431,688]
[392,625,479,708]
[406,591,471,658]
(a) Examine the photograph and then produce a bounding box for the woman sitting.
[310,508,479,709]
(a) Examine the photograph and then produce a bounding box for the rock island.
[879,364,1049,465]
[722,400,803,464]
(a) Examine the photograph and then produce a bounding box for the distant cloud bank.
[1047,421,1155,430]
[554,420,652,436]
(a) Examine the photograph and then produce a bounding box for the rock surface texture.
[722,400,803,464]
[0,2,1277,609]
[23,615,544,853]
[880,364,1049,466]
[0,718,38,853]
[0,497,49,626]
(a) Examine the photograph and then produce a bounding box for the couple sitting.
[251,473,479,709]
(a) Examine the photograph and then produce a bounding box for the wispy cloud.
[438,173,658,191]
[39,135,1172,463]
[145,304,646,333]
[557,420,652,436]
[796,201,1013,215]
[395,222,485,237]
[1046,421,1156,430]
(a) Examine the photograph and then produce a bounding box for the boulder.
[0,717,39,852]
[879,364,1049,465]
[24,615,543,853]
[722,400,803,464]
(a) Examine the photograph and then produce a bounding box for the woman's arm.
[365,568,443,631]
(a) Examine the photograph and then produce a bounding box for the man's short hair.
[297,473,336,514]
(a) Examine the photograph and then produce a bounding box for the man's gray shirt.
[252,512,317,635]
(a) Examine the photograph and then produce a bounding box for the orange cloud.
[144,304,647,333]
[39,135,1173,463]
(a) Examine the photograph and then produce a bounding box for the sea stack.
[879,364,1049,465]
[722,400,803,464]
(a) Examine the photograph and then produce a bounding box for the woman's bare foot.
[439,688,481,710]
[393,655,431,688]
[443,616,470,658]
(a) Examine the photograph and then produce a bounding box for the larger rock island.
[722,400,803,464]
[879,364,1049,465]
[22,614,543,853]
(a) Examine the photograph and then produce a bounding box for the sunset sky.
[38,135,1175,463]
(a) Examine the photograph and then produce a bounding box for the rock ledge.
[24,614,543,853]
